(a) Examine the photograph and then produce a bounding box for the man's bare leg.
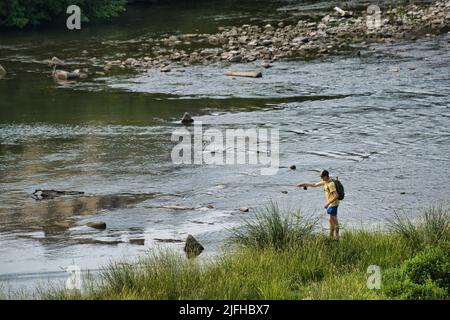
[328,216,335,239]
[334,216,340,240]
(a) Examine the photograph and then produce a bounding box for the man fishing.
[297,170,340,240]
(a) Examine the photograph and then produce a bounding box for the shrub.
[384,247,450,300]
[0,0,126,28]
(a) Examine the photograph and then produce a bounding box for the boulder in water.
[86,221,107,230]
[181,112,194,124]
[184,234,204,258]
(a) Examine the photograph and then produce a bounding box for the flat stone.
[129,238,145,245]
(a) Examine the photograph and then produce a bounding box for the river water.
[0,1,449,296]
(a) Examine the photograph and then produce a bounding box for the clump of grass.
[229,202,319,250]
[386,205,450,251]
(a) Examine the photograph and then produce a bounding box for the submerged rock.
[184,234,204,258]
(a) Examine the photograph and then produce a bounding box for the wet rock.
[292,36,309,44]
[129,238,145,245]
[264,24,274,31]
[334,6,353,18]
[155,238,184,243]
[69,69,88,79]
[86,221,107,230]
[206,204,214,209]
[160,65,171,72]
[239,207,249,212]
[52,69,70,81]
[225,71,262,78]
[0,64,6,77]
[181,112,194,124]
[281,191,288,194]
[228,54,242,63]
[184,234,204,258]
[52,68,87,81]
[289,165,297,170]
[201,48,222,56]
[261,61,272,68]
[32,189,84,200]
[51,221,72,231]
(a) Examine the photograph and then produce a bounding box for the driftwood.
[225,71,262,78]
[145,204,196,210]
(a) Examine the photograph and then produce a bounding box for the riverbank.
[101,0,450,73]
[37,204,449,300]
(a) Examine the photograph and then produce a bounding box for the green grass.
[36,204,450,300]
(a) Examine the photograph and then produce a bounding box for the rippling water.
[0,1,449,296]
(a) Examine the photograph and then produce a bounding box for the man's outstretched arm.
[297,181,323,188]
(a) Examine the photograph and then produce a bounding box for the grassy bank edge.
[31,203,450,300]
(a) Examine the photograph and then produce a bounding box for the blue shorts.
[327,206,338,216]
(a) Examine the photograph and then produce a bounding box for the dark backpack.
[332,177,345,200]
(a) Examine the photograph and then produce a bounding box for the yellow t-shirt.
[319,180,339,207]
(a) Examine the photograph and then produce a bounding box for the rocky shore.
[101,1,449,73]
